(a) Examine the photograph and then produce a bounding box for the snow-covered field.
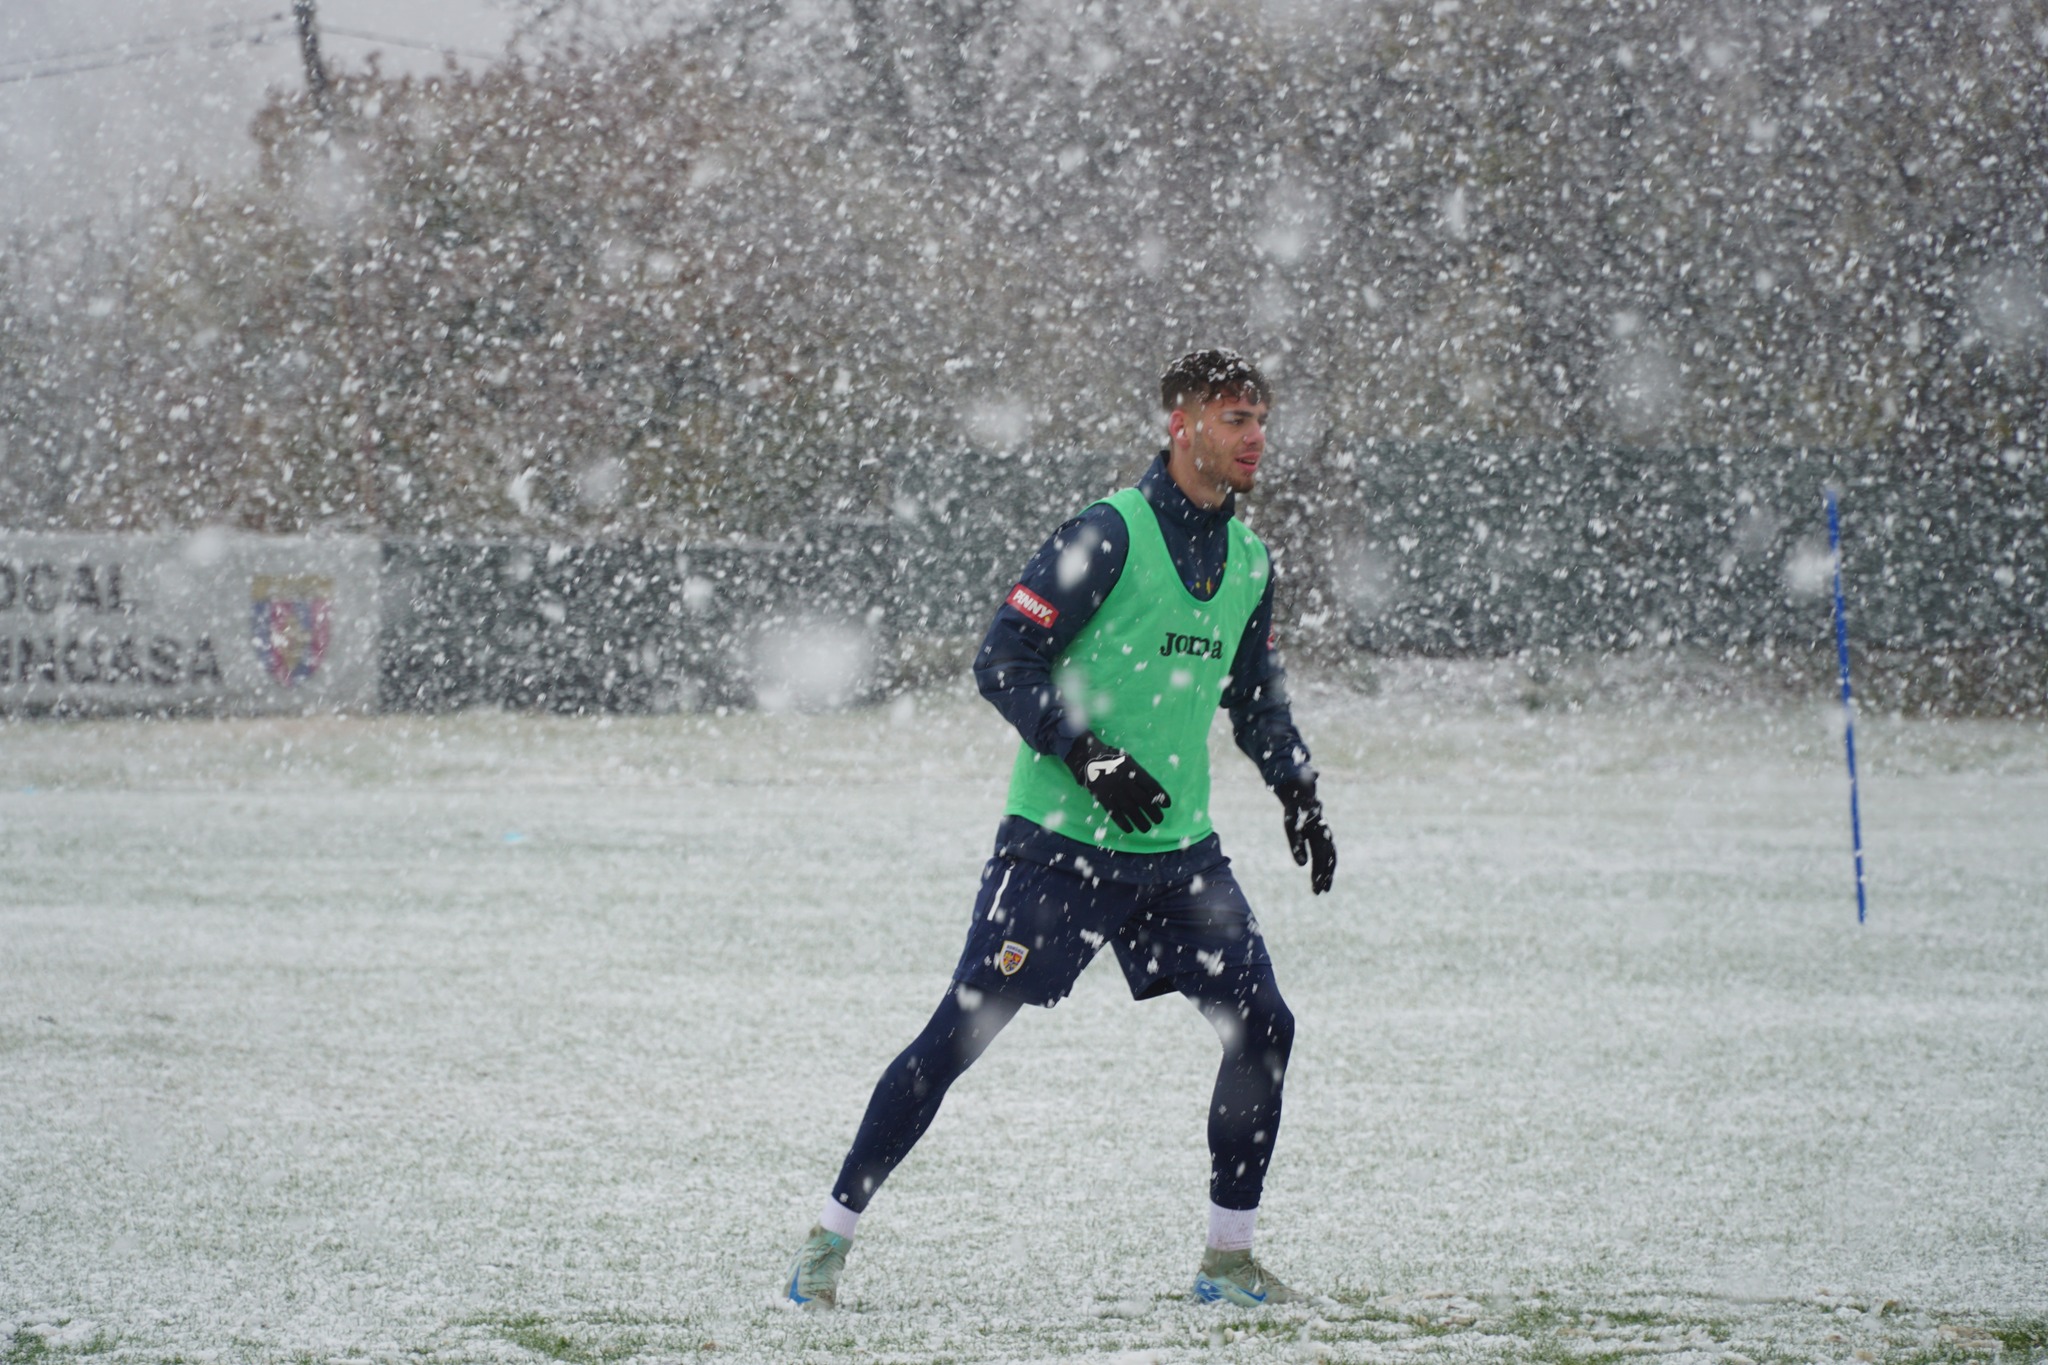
[5,662,2046,1364]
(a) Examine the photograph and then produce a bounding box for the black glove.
[1062,733,1172,834]
[1275,776,1336,894]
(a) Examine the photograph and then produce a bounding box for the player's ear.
[1167,406,1191,448]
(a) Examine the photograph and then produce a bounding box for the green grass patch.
[1988,1316,2048,1353]
[0,1327,110,1364]
[1491,1334,1655,1365]
[499,1315,588,1364]
[1595,1308,1685,1329]
[3,1331,48,1365]
[1498,1301,1568,1336]
[1318,1289,1403,1318]
[472,1313,645,1365]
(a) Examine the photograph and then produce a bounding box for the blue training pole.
[1824,487,1868,924]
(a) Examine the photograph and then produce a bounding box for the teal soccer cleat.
[783,1225,851,1308]
[1192,1247,1300,1306]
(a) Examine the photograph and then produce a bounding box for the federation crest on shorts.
[997,940,1029,976]
[250,575,333,688]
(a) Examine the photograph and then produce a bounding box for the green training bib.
[1004,485,1270,854]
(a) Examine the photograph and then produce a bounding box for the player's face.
[1170,390,1269,507]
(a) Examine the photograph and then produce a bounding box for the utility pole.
[294,0,332,120]
[293,0,379,523]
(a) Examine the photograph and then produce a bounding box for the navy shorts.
[951,853,1270,1007]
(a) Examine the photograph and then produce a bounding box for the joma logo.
[1159,632,1224,660]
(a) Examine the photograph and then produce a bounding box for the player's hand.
[1063,733,1172,834]
[1275,776,1336,894]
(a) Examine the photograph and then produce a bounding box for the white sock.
[1207,1201,1257,1252]
[818,1198,860,1240]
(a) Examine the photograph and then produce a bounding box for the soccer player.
[783,349,1338,1309]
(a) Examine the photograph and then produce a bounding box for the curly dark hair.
[1159,348,1272,411]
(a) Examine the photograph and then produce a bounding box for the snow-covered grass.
[4,662,2046,1365]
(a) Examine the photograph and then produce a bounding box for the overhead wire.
[321,26,503,64]
[0,13,501,86]
[0,17,290,85]
[0,14,290,83]
[0,13,286,74]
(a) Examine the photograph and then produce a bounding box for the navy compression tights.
[829,964,1295,1214]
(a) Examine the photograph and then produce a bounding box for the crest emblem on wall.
[250,575,333,687]
[997,940,1029,976]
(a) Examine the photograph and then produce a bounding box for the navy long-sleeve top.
[972,453,1315,882]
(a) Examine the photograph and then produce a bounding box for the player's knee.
[1250,993,1295,1063]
